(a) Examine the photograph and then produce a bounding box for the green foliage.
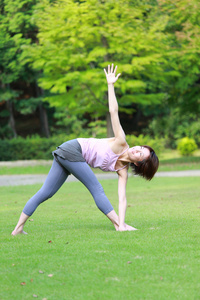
[0,0,52,138]
[177,137,198,156]
[24,0,168,122]
[157,0,200,115]
[0,0,35,85]
[88,120,107,138]
[52,107,89,136]
[3,0,37,34]
[0,133,163,161]
[1,0,200,140]
[0,134,74,161]
[0,89,20,102]
[145,108,200,149]
[185,122,200,147]
[25,0,200,137]
[0,124,13,139]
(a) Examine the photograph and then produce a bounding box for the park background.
[0,0,200,160]
[1,0,200,300]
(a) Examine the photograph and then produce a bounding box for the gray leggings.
[23,157,114,216]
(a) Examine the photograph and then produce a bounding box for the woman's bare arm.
[117,168,128,230]
[104,64,126,142]
[117,167,137,231]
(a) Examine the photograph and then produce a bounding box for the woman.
[12,64,159,235]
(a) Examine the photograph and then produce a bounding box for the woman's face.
[128,146,150,163]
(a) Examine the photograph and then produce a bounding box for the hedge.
[0,134,164,161]
[0,134,77,161]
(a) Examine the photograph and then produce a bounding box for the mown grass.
[159,149,200,160]
[158,156,200,172]
[1,177,200,300]
[0,164,52,175]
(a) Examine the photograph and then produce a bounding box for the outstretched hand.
[104,63,121,85]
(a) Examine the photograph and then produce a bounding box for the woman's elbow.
[109,107,118,114]
[118,197,126,204]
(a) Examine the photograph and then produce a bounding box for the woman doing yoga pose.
[12,64,159,235]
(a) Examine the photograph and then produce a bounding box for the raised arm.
[104,64,126,141]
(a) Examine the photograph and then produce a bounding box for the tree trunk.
[6,100,17,138]
[35,82,50,137]
[106,112,114,137]
[38,102,50,138]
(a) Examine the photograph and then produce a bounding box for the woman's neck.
[118,149,133,163]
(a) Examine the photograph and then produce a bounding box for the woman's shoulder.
[78,137,128,151]
[107,137,128,154]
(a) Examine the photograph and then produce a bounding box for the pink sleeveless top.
[77,138,129,172]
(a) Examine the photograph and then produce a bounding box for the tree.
[157,0,200,115]
[25,0,168,136]
[144,0,200,146]
[0,0,50,138]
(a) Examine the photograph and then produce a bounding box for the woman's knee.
[93,195,114,215]
[90,181,105,196]
[92,188,113,214]
[36,187,55,202]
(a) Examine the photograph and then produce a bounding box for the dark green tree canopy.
[1,0,200,139]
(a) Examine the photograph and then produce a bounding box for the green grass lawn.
[158,156,200,172]
[0,164,52,175]
[159,149,200,160]
[1,177,200,300]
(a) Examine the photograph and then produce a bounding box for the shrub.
[177,137,198,156]
[145,109,200,148]
[0,134,78,161]
[0,133,165,161]
[186,121,200,146]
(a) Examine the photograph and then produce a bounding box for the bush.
[0,133,164,161]
[177,137,198,156]
[145,108,200,149]
[0,134,78,161]
[186,121,200,146]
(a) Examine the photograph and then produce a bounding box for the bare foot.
[113,223,119,231]
[125,224,138,231]
[11,226,28,236]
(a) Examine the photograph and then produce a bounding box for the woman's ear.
[133,162,139,167]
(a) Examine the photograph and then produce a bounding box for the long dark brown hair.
[130,145,159,181]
